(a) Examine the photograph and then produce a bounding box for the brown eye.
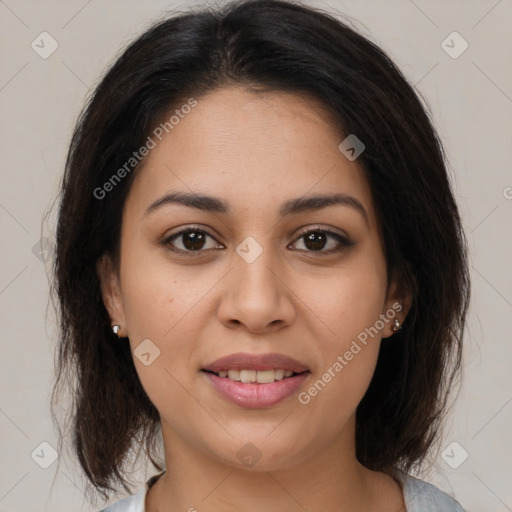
[163,227,223,253]
[303,231,328,251]
[290,228,353,254]
[180,230,207,250]
[162,226,352,256]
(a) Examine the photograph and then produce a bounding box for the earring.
[392,318,402,333]
[112,324,122,337]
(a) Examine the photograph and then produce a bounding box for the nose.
[217,243,296,334]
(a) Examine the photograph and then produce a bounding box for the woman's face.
[99,86,406,471]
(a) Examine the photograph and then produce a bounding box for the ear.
[96,253,127,335]
[381,273,413,339]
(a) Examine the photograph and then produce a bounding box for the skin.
[97,86,411,512]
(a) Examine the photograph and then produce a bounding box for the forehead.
[125,86,376,224]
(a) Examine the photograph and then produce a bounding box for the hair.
[50,0,470,503]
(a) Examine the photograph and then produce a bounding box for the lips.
[201,352,310,408]
[202,352,309,373]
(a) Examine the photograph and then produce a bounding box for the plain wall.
[1,0,511,511]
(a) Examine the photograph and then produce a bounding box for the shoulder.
[394,470,466,512]
[95,471,164,512]
[96,488,146,512]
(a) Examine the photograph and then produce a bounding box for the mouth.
[201,352,310,409]
[201,368,308,383]
[202,351,309,374]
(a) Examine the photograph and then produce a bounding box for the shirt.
[98,468,466,511]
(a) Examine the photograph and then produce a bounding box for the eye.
[289,227,353,254]
[162,226,224,254]
[161,225,353,256]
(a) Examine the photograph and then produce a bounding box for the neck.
[146,415,404,512]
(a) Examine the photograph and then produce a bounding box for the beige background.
[1,0,511,511]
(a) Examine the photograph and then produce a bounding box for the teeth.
[240,369,257,383]
[215,368,298,383]
[256,370,275,383]
[227,370,240,381]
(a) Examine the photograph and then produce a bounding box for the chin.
[204,434,315,472]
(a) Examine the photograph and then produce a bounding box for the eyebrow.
[144,191,369,226]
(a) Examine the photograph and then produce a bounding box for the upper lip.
[202,352,309,373]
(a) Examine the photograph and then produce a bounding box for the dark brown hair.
[50,0,470,503]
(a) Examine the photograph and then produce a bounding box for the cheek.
[298,287,383,433]
[119,244,213,342]
[118,258,208,420]
[118,248,217,398]
[305,251,387,345]
[296,249,386,409]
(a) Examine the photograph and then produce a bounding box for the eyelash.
[161,225,353,256]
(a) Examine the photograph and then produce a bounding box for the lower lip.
[202,371,310,409]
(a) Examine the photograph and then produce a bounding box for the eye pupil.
[304,232,327,251]
[183,230,206,250]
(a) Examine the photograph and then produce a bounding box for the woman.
[51,1,470,510]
